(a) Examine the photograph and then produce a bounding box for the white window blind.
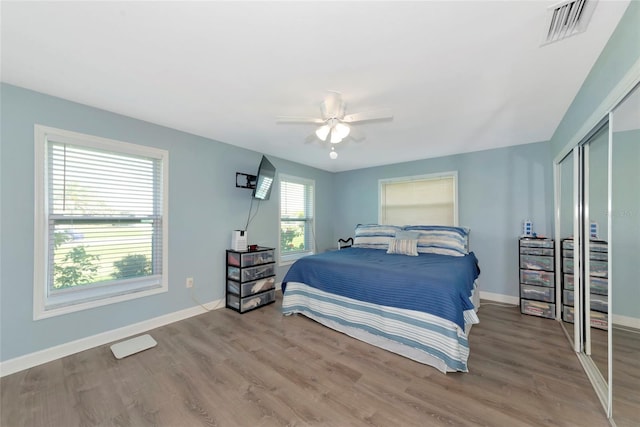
[380,172,458,226]
[279,174,315,263]
[34,125,168,319]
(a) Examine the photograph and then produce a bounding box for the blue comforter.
[282,248,480,330]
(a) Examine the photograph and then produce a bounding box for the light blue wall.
[333,142,553,299]
[0,83,334,362]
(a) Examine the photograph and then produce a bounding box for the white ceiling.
[1,1,631,172]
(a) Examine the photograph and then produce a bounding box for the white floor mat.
[110,334,157,359]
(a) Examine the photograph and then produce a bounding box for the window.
[279,174,315,264]
[34,125,168,319]
[379,172,458,226]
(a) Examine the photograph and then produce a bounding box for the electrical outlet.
[186,277,194,288]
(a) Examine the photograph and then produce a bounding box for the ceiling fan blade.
[342,108,393,123]
[304,133,318,144]
[320,100,329,120]
[276,116,325,124]
[321,91,344,119]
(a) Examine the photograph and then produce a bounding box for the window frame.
[33,125,169,320]
[378,171,459,226]
[278,173,315,266]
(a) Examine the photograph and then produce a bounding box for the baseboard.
[479,291,519,305]
[613,313,640,330]
[0,298,224,377]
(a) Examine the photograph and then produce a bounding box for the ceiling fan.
[277,91,393,159]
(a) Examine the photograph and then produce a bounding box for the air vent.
[541,0,598,45]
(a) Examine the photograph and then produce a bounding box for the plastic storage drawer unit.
[226,247,276,314]
[520,270,555,288]
[227,289,276,314]
[521,300,555,319]
[520,254,554,271]
[226,277,275,298]
[519,237,555,319]
[590,277,608,295]
[521,284,554,302]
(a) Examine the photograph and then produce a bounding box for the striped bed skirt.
[282,281,479,373]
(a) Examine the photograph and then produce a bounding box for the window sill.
[279,251,314,267]
[34,277,167,320]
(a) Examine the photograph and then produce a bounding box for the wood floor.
[1,294,613,427]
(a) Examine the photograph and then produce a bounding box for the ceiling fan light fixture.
[315,124,330,141]
[334,122,350,140]
[278,91,393,153]
[330,129,343,144]
[329,148,338,159]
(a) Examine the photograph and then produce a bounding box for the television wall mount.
[236,172,256,190]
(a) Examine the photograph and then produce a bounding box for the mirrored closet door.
[555,118,610,406]
[610,83,640,427]
[555,80,640,425]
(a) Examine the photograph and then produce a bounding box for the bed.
[281,224,481,373]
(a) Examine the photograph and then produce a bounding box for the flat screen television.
[253,155,275,200]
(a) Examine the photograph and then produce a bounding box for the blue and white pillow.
[387,234,419,256]
[353,224,402,250]
[403,225,470,256]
